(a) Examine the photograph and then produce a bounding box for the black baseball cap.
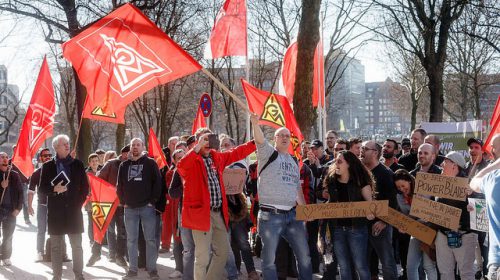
[309,139,324,148]
[467,138,483,147]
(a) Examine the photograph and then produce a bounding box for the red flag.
[148,128,167,169]
[191,106,207,135]
[241,79,304,160]
[204,0,247,59]
[62,3,202,115]
[12,57,55,177]
[491,95,500,126]
[484,117,500,154]
[88,173,119,244]
[279,40,324,107]
[82,95,126,123]
[312,37,325,108]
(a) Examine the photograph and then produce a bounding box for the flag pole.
[72,111,85,156]
[244,0,251,142]
[201,67,249,113]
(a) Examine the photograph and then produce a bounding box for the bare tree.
[365,0,469,122]
[0,80,20,147]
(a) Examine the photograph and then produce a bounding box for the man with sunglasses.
[28,148,53,261]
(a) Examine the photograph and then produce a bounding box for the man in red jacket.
[177,127,256,280]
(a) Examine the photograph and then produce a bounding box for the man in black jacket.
[117,138,162,280]
[0,152,23,266]
[39,134,89,280]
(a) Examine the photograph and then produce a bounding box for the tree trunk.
[411,99,417,130]
[426,67,444,122]
[293,0,321,137]
[116,123,125,152]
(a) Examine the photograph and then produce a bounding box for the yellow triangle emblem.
[91,106,116,118]
[91,202,113,230]
[261,94,285,127]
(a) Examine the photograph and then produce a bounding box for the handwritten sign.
[223,168,247,195]
[414,172,469,201]
[296,200,388,221]
[468,198,488,232]
[379,207,436,245]
[409,195,461,230]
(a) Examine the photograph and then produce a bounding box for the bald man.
[424,134,445,166]
[410,143,442,176]
[470,134,500,280]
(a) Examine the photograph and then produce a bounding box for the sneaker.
[62,255,71,262]
[247,270,260,280]
[169,270,183,278]
[149,271,160,280]
[86,254,101,267]
[122,270,138,280]
[25,219,32,225]
[109,255,116,263]
[159,247,169,254]
[116,256,128,267]
[2,259,12,266]
[36,252,44,262]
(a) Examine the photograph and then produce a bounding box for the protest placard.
[468,198,488,232]
[296,200,388,221]
[222,168,247,195]
[414,172,469,201]
[409,195,461,230]
[379,207,436,245]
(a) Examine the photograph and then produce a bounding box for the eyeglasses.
[361,146,377,152]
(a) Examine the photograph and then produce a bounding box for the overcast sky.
[0,13,389,106]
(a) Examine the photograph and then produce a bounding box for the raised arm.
[251,113,264,145]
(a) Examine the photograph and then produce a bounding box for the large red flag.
[484,117,500,154]
[241,79,303,160]
[279,40,324,107]
[82,95,126,123]
[148,128,167,169]
[12,57,55,177]
[88,173,119,244]
[491,95,500,126]
[191,106,207,135]
[62,3,202,115]
[204,0,247,59]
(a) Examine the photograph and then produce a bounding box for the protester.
[176,127,256,280]
[435,151,476,280]
[470,134,500,280]
[360,140,398,279]
[305,140,331,179]
[85,153,100,243]
[410,143,441,176]
[39,134,89,280]
[117,138,162,280]
[95,149,106,167]
[382,139,405,172]
[87,145,130,267]
[348,137,362,157]
[10,145,30,225]
[322,150,374,280]
[400,138,411,156]
[0,152,23,266]
[325,130,338,157]
[424,134,445,166]
[399,129,427,171]
[393,170,413,280]
[251,114,312,280]
[104,151,117,162]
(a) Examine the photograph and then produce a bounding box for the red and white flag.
[485,96,500,154]
[62,3,202,116]
[148,128,167,170]
[313,37,325,108]
[88,174,119,244]
[204,0,247,59]
[82,95,126,124]
[12,57,55,177]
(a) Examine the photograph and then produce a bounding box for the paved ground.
[0,204,326,280]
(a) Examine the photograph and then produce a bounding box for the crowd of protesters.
[0,117,499,280]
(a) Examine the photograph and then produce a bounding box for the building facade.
[0,65,21,154]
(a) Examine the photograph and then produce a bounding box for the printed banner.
[414,172,469,201]
[409,195,461,231]
[296,200,388,221]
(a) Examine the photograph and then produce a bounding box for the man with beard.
[325,130,338,157]
[410,143,442,176]
[39,134,89,280]
[117,138,162,280]
[304,140,331,179]
[0,152,23,266]
[424,134,445,166]
[466,138,489,177]
[399,129,427,172]
[382,139,404,172]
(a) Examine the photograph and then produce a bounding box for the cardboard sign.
[414,172,469,201]
[468,198,488,232]
[409,195,461,230]
[379,207,436,245]
[296,200,388,221]
[222,168,247,195]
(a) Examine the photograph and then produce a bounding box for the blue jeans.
[0,214,16,259]
[180,226,194,280]
[226,230,239,280]
[36,204,47,254]
[155,214,162,250]
[124,205,157,273]
[406,237,437,280]
[230,219,255,273]
[333,226,370,280]
[22,184,29,222]
[258,208,312,280]
[368,224,398,279]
